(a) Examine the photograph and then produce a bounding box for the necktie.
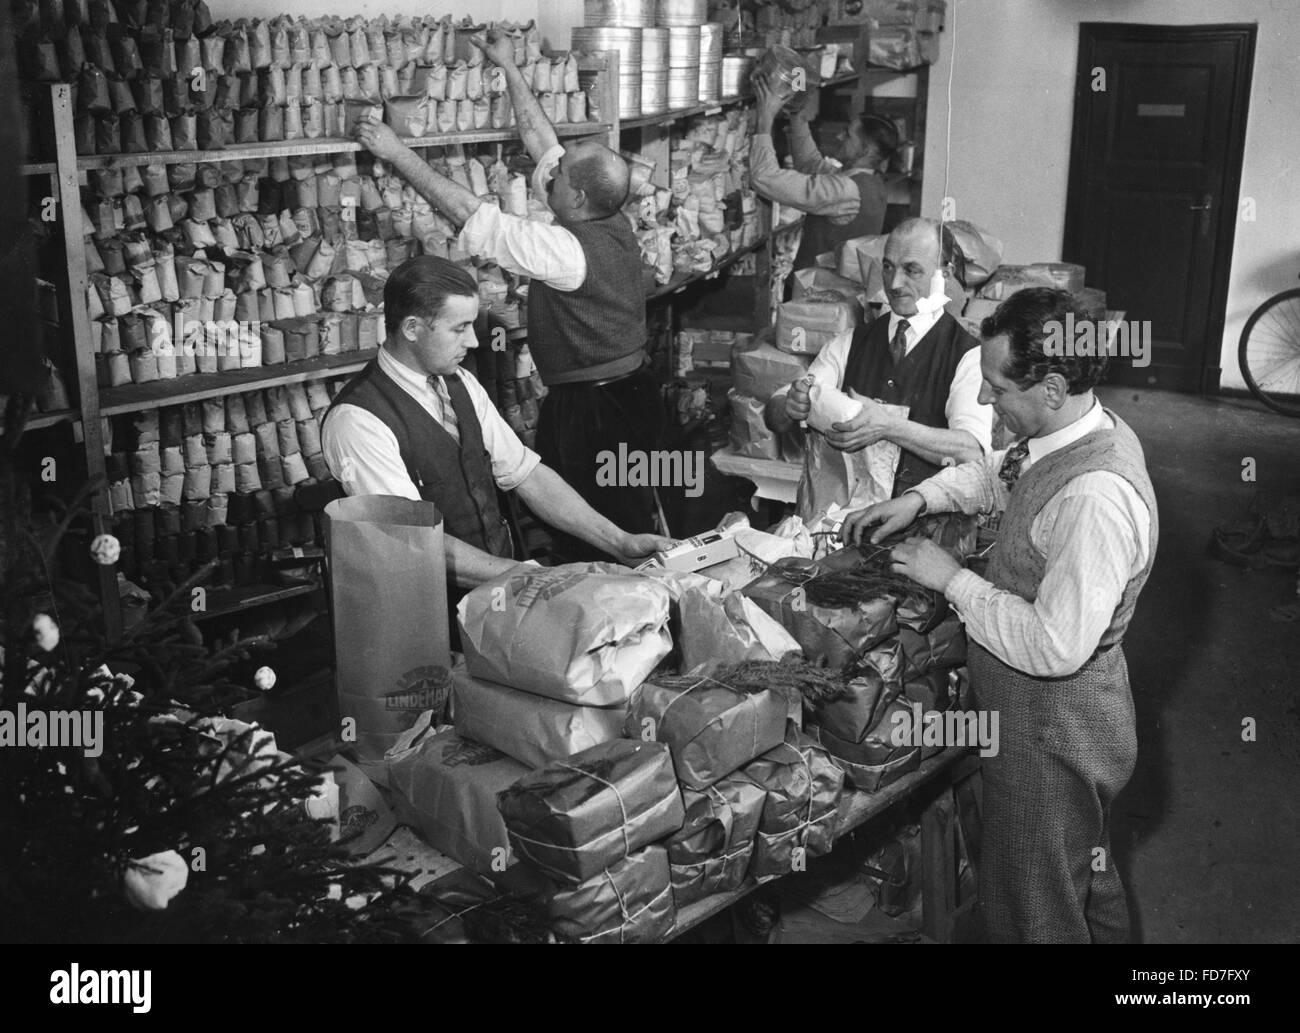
[998,438,1030,490]
[890,319,910,365]
[428,375,460,443]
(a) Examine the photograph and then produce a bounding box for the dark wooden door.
[1064,24,1255,392]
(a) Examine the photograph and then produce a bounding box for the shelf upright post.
[50,84,123,640]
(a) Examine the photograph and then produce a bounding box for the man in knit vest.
[356,29,661,563]
[842,287,1159,943]
[321,257,673,597]
[767,217,992,510]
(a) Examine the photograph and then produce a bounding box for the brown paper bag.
[323,495,451,762]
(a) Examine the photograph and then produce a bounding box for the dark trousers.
[969,642,1138,943]
[535,368,666,563]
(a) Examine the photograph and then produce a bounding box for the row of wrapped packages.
[383,513,975,942]
[623,108,762,287]
[99,378,345,586]
[15,9,600,154]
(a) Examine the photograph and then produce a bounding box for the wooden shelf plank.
[5,408,77,433]
[618,71,863,132]
[98,350,376,416]
[21,122,612,174]
[191,581,321,623]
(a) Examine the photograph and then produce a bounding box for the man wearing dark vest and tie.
[321,258,673,598]
[842,287,1159,943]
[356,28,662,563]
[766,217,992,511]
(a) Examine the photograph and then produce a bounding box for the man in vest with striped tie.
[356,28,663,563]
[322,258,674,600]
[767,217,992,517]
[841,287,1159,943]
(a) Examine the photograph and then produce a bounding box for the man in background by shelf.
[766,217,992,509]
[355,29,664,563]
[321,256,673,595]
[841,287,1158,943]
[749,74,897,271]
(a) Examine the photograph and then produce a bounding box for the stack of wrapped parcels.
[382,508,976,942]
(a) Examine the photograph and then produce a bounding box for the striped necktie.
[890,318,910,365]
[428,375,460,443]
[998,438,1031,490]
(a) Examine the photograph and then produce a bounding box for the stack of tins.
[698,22,723,103]
[641,27,669,115]
[576,0,652,118]
[659,0,704,109]
[720,55,756,98]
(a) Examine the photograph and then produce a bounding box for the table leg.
[920,783,957,943]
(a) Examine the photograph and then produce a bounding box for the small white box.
[656,531,740,573]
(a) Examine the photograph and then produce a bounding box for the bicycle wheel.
[1239,287,1300,417]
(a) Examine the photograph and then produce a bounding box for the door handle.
[1190,193,1213,237]
[1188,194,1212,211]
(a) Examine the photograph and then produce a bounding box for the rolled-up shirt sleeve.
[749,132,861,220]
[459,203,587,292]
[945,347,994,453]
[322,405,422,501]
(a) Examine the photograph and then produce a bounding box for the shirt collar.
[1027,398,1109,464]
[378,345,457,395]
[887,306,942,352]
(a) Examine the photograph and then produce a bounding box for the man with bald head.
[767,217,992,503]
[357,29,661,562]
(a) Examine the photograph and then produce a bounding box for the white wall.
[921,0,1300,389]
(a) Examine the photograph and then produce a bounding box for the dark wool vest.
[794,168,888,269]
[324,360,513,558]
[526,214,648,385]
[842,310,979,493]
[985,409,1159,648]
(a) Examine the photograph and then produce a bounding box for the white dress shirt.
[774,307,993,452]
[322,346,541,500]
[912,400,1153,678]
[458,144,587,292]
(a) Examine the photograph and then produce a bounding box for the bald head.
[560,140,631,221]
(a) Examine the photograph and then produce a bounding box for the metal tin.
[667,67,699,108]
[666,25,701,66]
[618,73,643,118]
[655,0,707,27]
[571,26,643,70]
[641,69,668,114]
[699,22,723,62]
[753,44,816,112]
[641,27,669,69]
[720,55,755,97]
[584,0,655,28]
[698,61,721,102]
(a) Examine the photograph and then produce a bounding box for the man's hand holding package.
[841,491,924,545]
[888,537,962,593]
[784,374,813,422]
[472,27,517,69]
[618,533,678,566]
[355,116,409,163]
[826,389,897,452]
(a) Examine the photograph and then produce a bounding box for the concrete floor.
[1096,386,1300,944]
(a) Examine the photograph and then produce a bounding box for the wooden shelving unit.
[21,56,624,641]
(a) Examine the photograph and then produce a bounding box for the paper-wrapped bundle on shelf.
[727,388,778,459]
[946,219,1003,290]
[742,724,843,878]
[792,266,870,310]
[730,334,812,402]
[665,775,767,907]
[498,844,676,944]
[775,295,859,356]
[814,638,906,744]
[624,670,788,790]
[677,586,801,674]
[742,553,898,670]
[976,262,1084,301]
[458,563,671,706]
[898,612,967,678]
[497,739,685,882]
[812,698,921,791]
[385,719,527,875]
[451,661,626,770]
